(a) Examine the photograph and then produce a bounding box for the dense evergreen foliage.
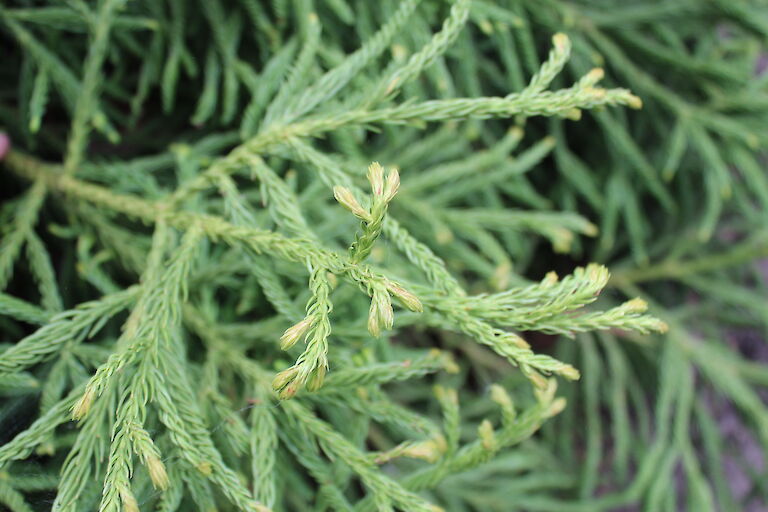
[1,1,767,510]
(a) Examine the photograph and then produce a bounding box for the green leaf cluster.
[0,0,766,510]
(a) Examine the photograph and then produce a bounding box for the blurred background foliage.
[1,0,767,510]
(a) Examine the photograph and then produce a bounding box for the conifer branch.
[2,1,763,509]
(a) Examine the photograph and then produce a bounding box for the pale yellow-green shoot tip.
[528,371,548,390]
[120,488,140,512]
[305,365,327,392]
[333,186,369,221]
[564,108,582,121]
[383,168,400,202]
[196,461,213,476]
[147,455,170,490]
[479,20,494,35]
[511,333,530,350]
[585,67,605,84]
[367,162,385,195]
[560,365,581,381]
[391,44,408,61]
[552,33,570,52]
[433,385,458,404]
[386,282,423,312]
[402,436,447,463]
[71,388,95,420]
[627,94,643,109]
[272,366,300,397]
[542,271,559,287]
[428,349,460,374]
[478,420,497,451]
[624,297,648,313]
[547,397,567,418]
[508,126,524,139]
[583,222,599,237]
[280,317,312,350]
[489,384,514,411]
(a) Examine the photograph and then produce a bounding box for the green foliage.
[0,0,766,511]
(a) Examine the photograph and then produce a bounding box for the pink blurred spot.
[757,258,768,282]
[757,53,768,77]
[0,133,9,160]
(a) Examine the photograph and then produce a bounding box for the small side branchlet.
[489,384,516,424]
[336,162,400,265]
[368,285,394,338]
[2,0,738,508]
[273,267,333,398]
